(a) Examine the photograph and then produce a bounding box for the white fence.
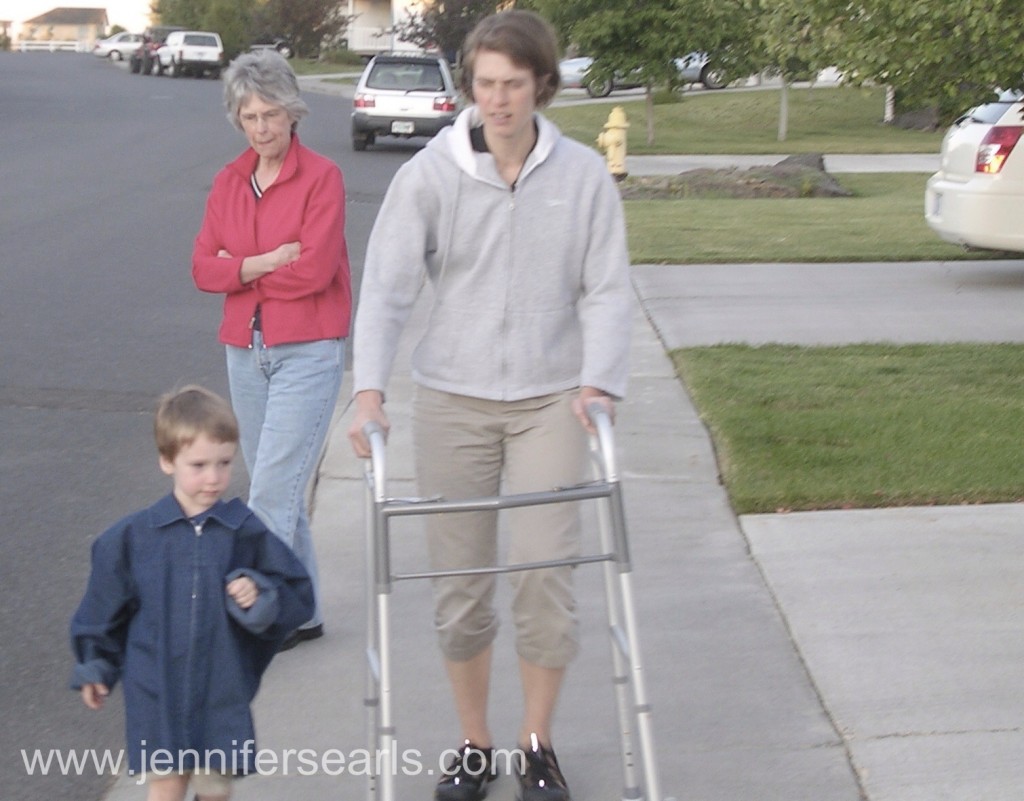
[18,40,90,53]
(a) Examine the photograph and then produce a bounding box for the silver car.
[558,53,727,98]
[351,53,461,151]
[92,31,143,61]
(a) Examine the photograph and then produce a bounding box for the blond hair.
[154,385,239,461]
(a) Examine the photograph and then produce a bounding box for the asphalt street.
[0,52,398,801]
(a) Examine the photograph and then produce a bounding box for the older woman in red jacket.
[193,50,351,650]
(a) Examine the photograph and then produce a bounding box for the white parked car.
[155,31,223,79]
[351,53,461,151]
[925,92,1024,253]
[92,31,143,61]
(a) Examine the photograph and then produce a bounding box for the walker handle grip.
[585,400,612,428]
[584,401,618,481]
[362,422,387,499]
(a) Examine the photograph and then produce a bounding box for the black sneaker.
[515,735,570,801]
[435,741,497,801]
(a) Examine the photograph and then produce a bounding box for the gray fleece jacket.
[352,106,632,402]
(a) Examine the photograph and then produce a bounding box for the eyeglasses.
[239,108,289,127]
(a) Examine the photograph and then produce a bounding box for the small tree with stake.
[393,0,510,63]
[565,0,758,145]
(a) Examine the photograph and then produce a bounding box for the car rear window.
[183,34,218,47]
[965,102,1018,125]
[368,62,445,92]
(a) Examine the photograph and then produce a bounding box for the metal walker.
[362,405,668,801]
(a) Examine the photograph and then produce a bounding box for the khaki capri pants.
[412,387,588,668]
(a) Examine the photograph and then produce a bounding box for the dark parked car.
[129,25,185,75]
[250,36,294,59]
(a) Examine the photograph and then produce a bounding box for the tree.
[745,0,836,140]
[250,0,351,58]
[204,0,256,58]
[151,0,211,29]
[393,0,508,63]
[548,0,760,145]
[153,0,350,59]
[822,0,1024,125]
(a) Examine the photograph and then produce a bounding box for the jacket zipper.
[502,182,516,394]
[183,521,203,738]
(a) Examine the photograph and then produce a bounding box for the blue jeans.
[226,332,344,629]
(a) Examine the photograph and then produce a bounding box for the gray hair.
[222,49,309,131]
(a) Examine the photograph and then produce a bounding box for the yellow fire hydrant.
[596,106,629,180]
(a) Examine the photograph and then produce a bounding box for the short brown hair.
[459,10,561,108]
[154,385,239,461]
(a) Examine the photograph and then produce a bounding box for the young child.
[70,385,315,801]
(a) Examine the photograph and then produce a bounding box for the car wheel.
[209,67,221,79]
[700,64,727,90]
[352,133,369,151]
[585,76,613,98]
[276,43,294,59]
[109,50,121,61]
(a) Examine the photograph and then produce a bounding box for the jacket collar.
[149,494,251,530]
[226,132,302,185]
[443,107,559,187]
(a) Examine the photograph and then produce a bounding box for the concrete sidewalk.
[100,257,1024,801]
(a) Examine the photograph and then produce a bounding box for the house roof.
[24,7,109,26]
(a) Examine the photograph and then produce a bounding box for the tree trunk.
[884,85,895,123]
[777,78,789,141]
[645,86,655,145]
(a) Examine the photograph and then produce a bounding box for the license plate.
[391,121,415,134]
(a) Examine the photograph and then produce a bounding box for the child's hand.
[81,683,109,710]
[226,575,259,609]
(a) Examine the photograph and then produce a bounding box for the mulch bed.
[618,153,853,199]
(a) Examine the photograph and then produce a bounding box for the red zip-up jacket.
[193,134,352,347]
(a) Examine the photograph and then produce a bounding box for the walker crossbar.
[361,404,667,801]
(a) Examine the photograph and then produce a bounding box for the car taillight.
[433,96,456,112]
[976,126,1023,174]
[354,93,375,109]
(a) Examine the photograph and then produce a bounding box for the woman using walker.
[348,11,632,801]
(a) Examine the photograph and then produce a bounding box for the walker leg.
[594,444,663,801]
[364,470,380,801]
[597,490,645,800]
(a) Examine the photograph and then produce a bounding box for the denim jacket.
[70,494,314,774]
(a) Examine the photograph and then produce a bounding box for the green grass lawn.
[514,83,1024,513]
[547,85,945,155]
[672,344,1024,514]
[624,173,1010,263]
[546,87,993,263]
